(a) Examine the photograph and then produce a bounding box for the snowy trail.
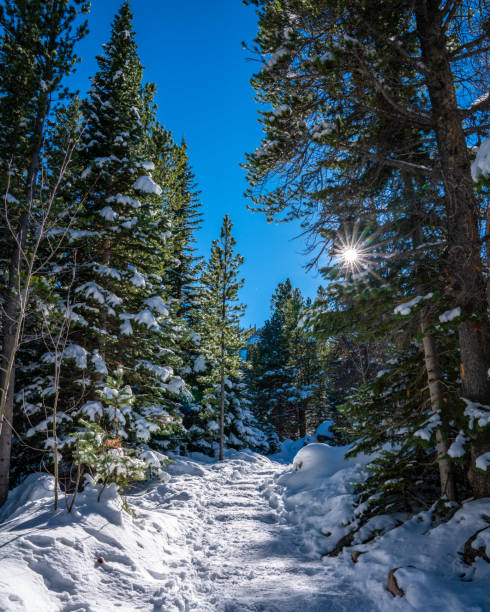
[3,448,489,611]
[141,453,368,612]
[0,452,373,612]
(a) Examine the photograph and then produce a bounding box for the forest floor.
[0,448,489,611]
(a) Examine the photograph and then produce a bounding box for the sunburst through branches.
[333,226,380,280]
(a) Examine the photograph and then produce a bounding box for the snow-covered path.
[154,453,364,611]
[0,452,371,612]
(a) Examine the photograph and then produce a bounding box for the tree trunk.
[298,404,307,438]
[420,312,456,501]
[0,210,29,506]
[0,81,48,505]
[415,0,490,497]
[219,361,225,461]
[0,365,14,506]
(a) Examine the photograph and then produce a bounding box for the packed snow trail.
[3,446,490,610]
[152,453,366,612]
[0,451,372,612]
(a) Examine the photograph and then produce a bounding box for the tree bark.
[415,0,490,497]
[420,312,456,501]
[0,89,48,504]
[0,364,14,506]
[298,404,307,439]
[0,210,29,505]
[219,361,225,461]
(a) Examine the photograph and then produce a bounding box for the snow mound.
[277,443,349,491]
[0,473,192,611]
[270,419,335,463]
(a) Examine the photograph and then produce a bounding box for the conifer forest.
[0,1,489,610]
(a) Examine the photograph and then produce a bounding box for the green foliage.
[248,279,330,440]
[191,215,267,455]
[73,420,146,499]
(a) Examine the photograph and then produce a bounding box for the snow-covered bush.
[74,420,147,501]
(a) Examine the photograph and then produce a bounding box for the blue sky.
[71,0,320,326]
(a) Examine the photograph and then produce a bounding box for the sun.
[342,248,359,264]
[332,225,379,278]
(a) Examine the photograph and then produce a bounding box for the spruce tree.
[18,2,187,478]
[0,0,89,505]
[249,280,329,440]
[195,216,262,459]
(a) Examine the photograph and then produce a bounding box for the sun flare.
[332,226,379,278]
[342,248,359,264]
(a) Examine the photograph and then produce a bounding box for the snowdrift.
[0,469,198,611]
[267,438,490,611]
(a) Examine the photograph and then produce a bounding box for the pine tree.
[0,0,89,505]
[18,2,188,478]
[158,137,205,424]
[245,0,490,497]
[249,280,329,440]
[195,216,262,459]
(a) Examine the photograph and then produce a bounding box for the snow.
[393,293,433,316]
[129,268,145,287]
[107,193,141,209]
[448,431,468,458]
[132,309,158,330]
[314,419,333,439]
[277,443,350,491]
[133,175,162,196]
[1,451,489,611]
[463,398,490,429]
[476,452,490,471]
[76,282,122,307]
[144,296,169,316]
[471,138,490,182]
[193,354,206,372]
[439,307,461,323]
[120,319,133,335]
[91,350,108,375]
[98,206,117,221]
[62,343,88,369]
[80,400,103,420]
[140,161,155,171]
[137,360,173,382]
[414,412,442,441]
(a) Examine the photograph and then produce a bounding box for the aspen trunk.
[0,210,29,506]
[420,313,456,501]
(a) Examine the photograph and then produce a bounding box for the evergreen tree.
[194,216,264,459]
[18,2,187,478]
[0,0,89,505]
[245,0,490,497]
[249,280,329,440]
